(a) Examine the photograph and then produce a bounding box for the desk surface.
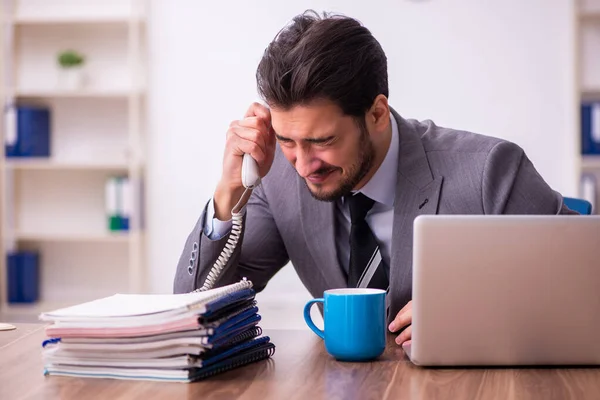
[2,323,600,400]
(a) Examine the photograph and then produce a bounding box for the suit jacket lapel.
[298,177,347,290]
[388,109,444,318]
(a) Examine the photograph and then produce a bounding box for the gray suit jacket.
[174,110,575,323]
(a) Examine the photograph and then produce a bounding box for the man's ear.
[366,94,390,134]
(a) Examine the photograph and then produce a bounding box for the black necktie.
[346,193,388,290]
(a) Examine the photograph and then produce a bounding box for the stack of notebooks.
[39,279,275,382]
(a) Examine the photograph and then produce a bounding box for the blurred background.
[0,0,598,328]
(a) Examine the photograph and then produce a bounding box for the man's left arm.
[481,141,578,215]
[389,140,579,348]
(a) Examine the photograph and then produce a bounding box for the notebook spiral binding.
[189,278,253,304]
[192,343,276,381]
[201,301,258,327]
[204,323,263,351]
[42,337,61,348]
[242,326,262,340]
[224,326,263,345]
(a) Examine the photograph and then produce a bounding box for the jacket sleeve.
[481,141,578,215]
[173,183,290,294]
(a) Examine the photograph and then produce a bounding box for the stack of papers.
[39,279,275,382]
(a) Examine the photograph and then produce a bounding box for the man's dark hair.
[256,10,388,119]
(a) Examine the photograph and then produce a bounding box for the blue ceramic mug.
[303,288,386,361]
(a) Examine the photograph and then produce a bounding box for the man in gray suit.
[174,11,576,349]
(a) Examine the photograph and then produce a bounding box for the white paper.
[120,177,132,220]
[105,177,118,216]
[592,103,600,143]
[4,106,17,146]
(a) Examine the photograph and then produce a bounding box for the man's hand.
[214,102,276,220]
[388,300,412,348]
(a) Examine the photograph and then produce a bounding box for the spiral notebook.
[44,303,260,348]
[42,314,263,359]
[43,332,272,370]
[41,280,257,338]
[40,279,255,324]
[40,279,276,382]
[44,338,276,382]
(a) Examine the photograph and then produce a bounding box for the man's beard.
[303,125,375,202]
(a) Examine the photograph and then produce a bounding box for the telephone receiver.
[241,153,261,189]
[194,153,260,293]
[242,108,272,189]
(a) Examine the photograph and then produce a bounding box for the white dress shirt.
[336,116,398,273]
[204,115,399,272]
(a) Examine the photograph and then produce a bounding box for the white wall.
[146,0,576,327]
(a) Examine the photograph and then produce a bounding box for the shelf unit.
[579,9,600,22]
[0,0,148,316]
[4,159,129,171]
[575,0,600,213]
[10,15,140,25]
[13,89,136,98]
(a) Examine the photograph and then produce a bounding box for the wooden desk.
[2,323,600,399]
[0,323,41,348]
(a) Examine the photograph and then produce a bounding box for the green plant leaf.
[57,50,85,68]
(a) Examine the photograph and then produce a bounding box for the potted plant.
[57,49,86,90]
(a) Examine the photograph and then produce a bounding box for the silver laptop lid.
[410,215,600,366]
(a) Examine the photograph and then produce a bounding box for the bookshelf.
[575,0,600,213]
[11,15,140,25]
[14,89,135,98]
[5,159,129,171]
[579,9,600,22]
[0,0,147,316]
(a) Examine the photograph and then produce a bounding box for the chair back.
[563,197,593,215]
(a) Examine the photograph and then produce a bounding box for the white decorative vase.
[58,66,86,91]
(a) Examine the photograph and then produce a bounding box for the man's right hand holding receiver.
[213,102,276,221]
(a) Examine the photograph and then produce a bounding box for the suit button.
[193,242,198,251]
[191,250,197,261]
[187,265,193,275]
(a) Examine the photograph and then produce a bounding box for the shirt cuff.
[204,197,234,240]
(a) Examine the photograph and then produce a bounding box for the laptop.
[406,214,600,366]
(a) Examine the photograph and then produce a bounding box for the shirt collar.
[354,114,399,207]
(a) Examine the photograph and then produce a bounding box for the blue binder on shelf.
[7,251,40,303]
[5,105,51,158]
[581,102,600,155]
